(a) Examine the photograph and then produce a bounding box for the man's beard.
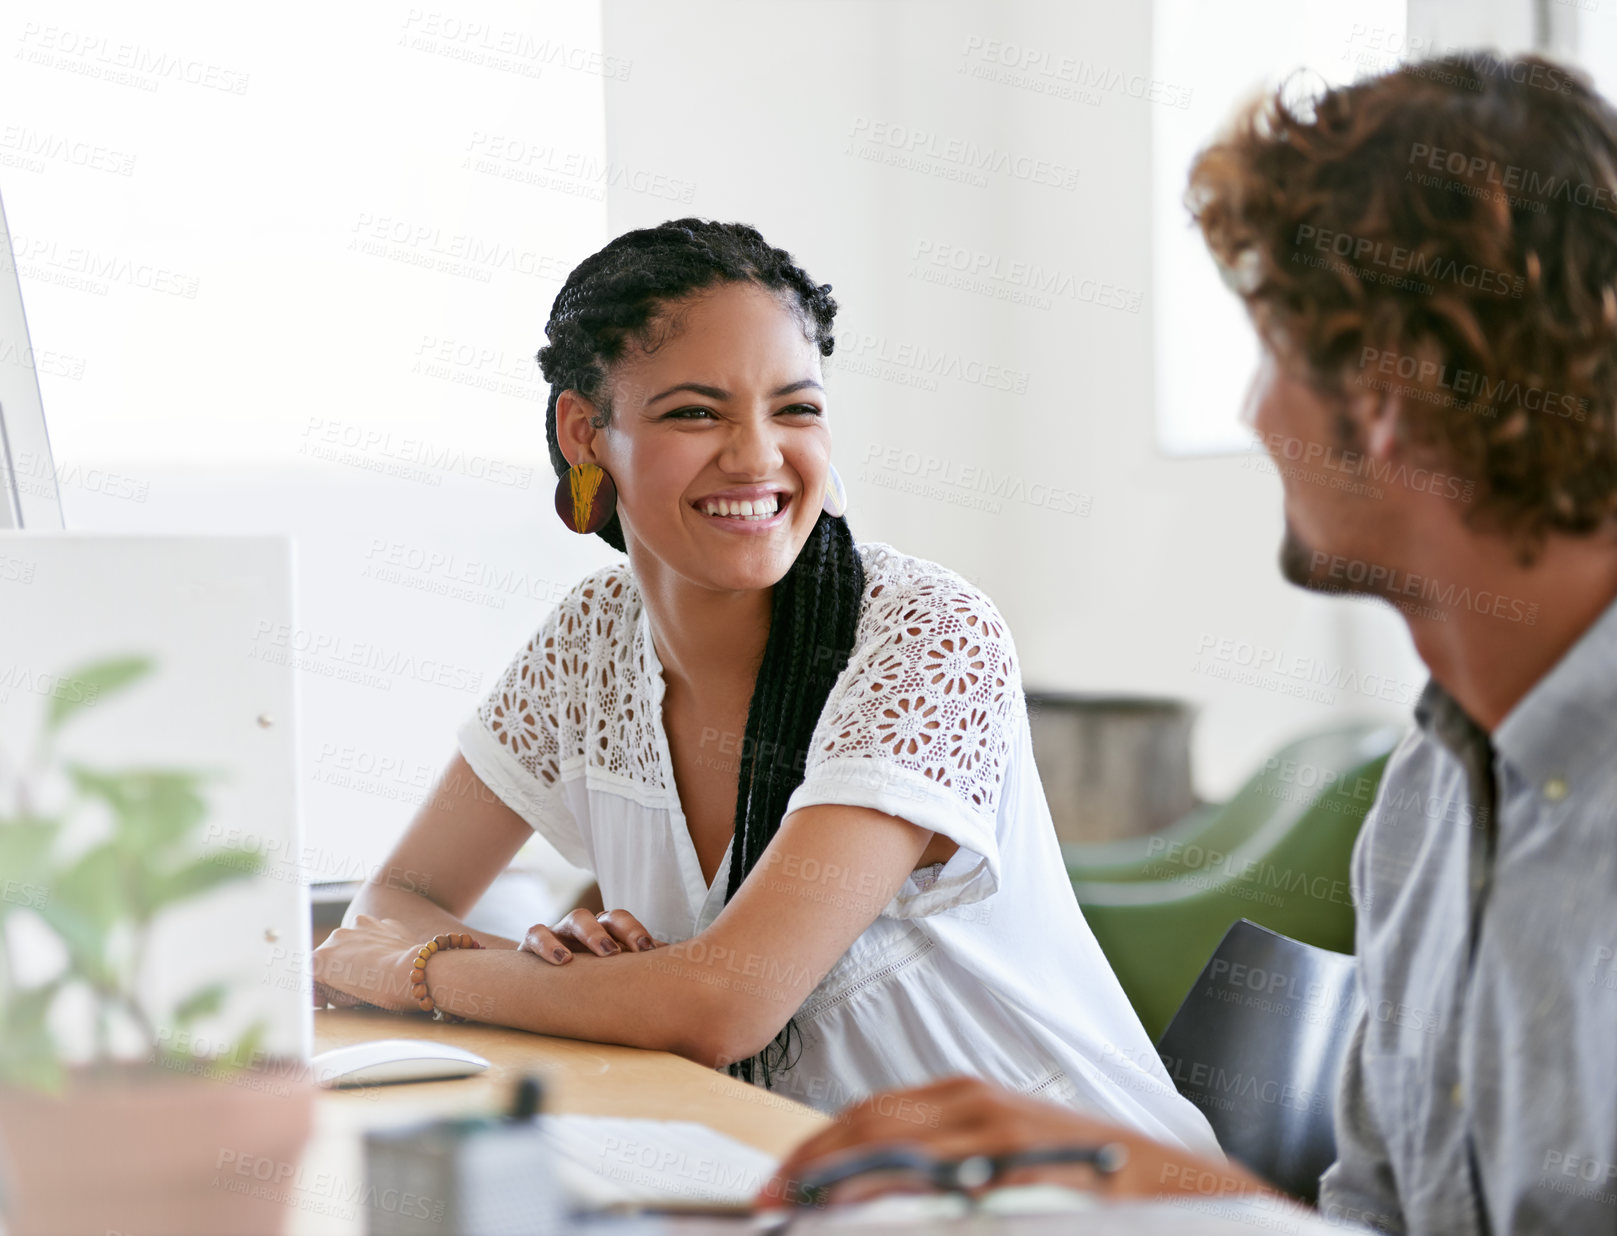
[1279,521,1331,592]
[1277,409,1368,593]
[1280,519,1395,605]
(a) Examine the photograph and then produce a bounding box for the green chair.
[1066,723,1402,1042]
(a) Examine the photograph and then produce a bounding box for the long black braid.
[536,219,865,1087]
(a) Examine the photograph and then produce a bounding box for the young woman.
[311,218,1218,1156]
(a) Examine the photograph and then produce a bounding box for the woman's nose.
[720,415,786,475]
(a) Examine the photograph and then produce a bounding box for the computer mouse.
[311,1038,491,1088]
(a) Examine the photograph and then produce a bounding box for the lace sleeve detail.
[818,567,1017,808]
[784,548,1022,916]
[477,610,565,787]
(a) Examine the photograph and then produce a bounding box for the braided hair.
[536,219,866,1087]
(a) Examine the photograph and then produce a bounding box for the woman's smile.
[692,485,795,533]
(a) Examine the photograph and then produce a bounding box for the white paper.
[536,1114,778,1210]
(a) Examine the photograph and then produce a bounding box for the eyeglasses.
[780,1140,1130,1212]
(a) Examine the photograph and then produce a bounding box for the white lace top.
[457,542,1220,1155]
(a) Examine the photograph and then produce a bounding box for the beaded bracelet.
[410,932,482,1019]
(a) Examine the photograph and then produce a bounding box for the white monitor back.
[0,534,310,1069]
[0,186,64,531]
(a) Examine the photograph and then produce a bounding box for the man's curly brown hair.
[1189,51,1617,556]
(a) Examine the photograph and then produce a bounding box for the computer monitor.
[0,184,65,531]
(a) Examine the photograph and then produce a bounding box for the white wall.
[15,0,1538,861]
[600,0,1427,798]
[2,0,620,881]
[1408,0,1537,49]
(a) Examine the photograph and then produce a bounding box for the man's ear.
[1360,391,1402,460]
[555,389,602,468]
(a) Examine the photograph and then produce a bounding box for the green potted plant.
[0,655,315,1236]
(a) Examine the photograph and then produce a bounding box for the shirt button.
[1544,777,1569,802]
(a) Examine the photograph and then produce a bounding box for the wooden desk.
[288,1016,1344,1235]
[313,1008,827,1154]
[284,1010,829,1235]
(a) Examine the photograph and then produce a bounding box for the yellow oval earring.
[554,462,618,534]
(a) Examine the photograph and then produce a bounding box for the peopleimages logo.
[1309,552,1539,626]
[910,239,1142,313]
[349,213,571,283]
[863,443,1089,515]
[847,117,1079,191]
[1291,223,1523,299]
[299,416,535,489]
[958,36,1194,109]
[17,22,251,94]
[464,133,694,203]
[1249,429,1474,504]
[0,664,101,709]
[399,10,632,80]
[0,554,36,586]
[1356,346,1589,422]
[10,234,201,299]
[247,620,484,694]
[1406,143,1616,215]
[1193,633,1422,706]
[0,125,137,176]
[839,329,1030,395]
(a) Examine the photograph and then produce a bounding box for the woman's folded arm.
[417,799,934,1064]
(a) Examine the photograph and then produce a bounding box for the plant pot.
[0,1064,315,1236]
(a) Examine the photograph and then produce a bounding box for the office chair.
[1155,919,1362,1205]
[1066,722,1399,1039]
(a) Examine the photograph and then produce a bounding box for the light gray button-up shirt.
[1318,598,1617,1233]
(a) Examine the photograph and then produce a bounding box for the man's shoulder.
[1353,726,1469,906]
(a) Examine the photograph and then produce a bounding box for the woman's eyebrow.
[772,379,824,397]
[644,378,824,405]
[646,381,727,405]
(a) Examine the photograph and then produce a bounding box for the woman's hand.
[311,913,433,1012]
[520,908,665,964]
[758,1076,1267,1210]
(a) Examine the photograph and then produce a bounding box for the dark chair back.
[1155,919,1362,1204]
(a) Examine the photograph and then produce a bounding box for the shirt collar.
[1415,592,1617,795]
[1492,592,1617,794]
[1413,677,1482,755]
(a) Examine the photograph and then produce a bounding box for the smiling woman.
[310,218,1219,1157]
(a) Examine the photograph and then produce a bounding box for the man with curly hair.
[764,51,1617,1234]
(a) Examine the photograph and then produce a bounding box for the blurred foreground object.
[363,1075,562,1235]
[0,536,314,1233]
[0,1070,313,1236]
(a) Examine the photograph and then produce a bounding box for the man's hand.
[758,1076,1270,1209]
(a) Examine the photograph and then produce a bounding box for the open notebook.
[539,1114,777,1212]
[533,1117,1350,1235]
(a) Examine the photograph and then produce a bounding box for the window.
[1152,0,1406,454]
